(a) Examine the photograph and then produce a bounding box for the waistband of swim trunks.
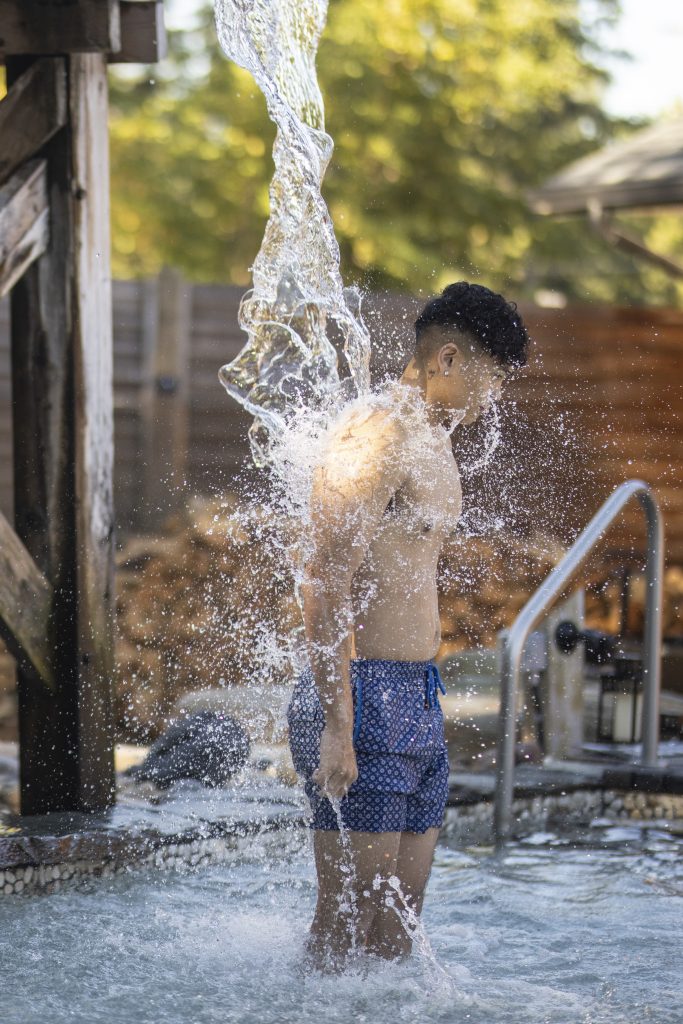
[350,657,436,667]
[298,657,438,682]
[349,657,438,682]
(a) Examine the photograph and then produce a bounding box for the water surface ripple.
[2,824,681,1024]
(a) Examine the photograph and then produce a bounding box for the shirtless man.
[287,281,530,971]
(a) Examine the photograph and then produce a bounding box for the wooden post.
[71,52,117,811]
[140,266,191,530]
[7,51,116,814]
[542,590,586,759]
[0,0,168,815]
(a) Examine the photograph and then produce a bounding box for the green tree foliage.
[108,0,682,304]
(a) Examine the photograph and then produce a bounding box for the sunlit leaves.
[108,0,681,304]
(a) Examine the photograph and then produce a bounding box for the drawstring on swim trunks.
[424,663,446,709]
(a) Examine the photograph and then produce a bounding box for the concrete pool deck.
[2,740,683,895]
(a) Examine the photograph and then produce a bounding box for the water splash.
[382,874,459,996]
[207,0,577,983]
[214,0,371,468]
[328,794,363,959]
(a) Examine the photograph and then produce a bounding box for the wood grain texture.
[4,52,116,813]
[148,266,191,525]
[0,0,120,56]
[0,58,66,187]
[69,52,116,811]
[110,0,166,64]
[0,159,48,298]
[0,508,54,689]
[8,65,82,814]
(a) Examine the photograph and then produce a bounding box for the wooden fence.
[1,276,681,554]
[1,276,682,555]
[1,274,682,704]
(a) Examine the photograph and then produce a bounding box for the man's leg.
[306,827,402,970]
[363,826,440,959]
[363,736,450,958]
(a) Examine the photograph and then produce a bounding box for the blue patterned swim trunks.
[286,658,450,834]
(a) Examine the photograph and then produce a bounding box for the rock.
[125,710,250,788]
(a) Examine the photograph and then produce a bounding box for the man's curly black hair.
[414,281,530,369]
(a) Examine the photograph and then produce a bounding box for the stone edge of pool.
[2,788,683,897]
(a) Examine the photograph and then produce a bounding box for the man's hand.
[312,723,358,799]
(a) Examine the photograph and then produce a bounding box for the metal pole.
[639,490,664,765]
[493,480,664,848]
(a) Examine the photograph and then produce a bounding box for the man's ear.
[437,341,460,369]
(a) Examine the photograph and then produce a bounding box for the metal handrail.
[493,480,664,847]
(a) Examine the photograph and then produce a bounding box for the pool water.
[1,821,681,1024]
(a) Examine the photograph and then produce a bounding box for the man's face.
[426,328,509,424]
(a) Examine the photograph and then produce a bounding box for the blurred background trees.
[108,0,683,304]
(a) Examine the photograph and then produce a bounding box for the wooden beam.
[69,52,117,812]
[0,57,67,187]
[589,207,683,282]
[0,509,55,691]
[110,1,167,64]
[0,0,120,57]
[0,159,48,299]
[7,52,116,815]
[8,102,81,814]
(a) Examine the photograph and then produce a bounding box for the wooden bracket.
[0,509,55,692]
[588,202,683,282]
[0,57,67,187]
[0,158,49,300]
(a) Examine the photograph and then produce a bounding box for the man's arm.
[300,408,407,798]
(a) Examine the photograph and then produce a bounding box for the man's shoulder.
[327,390,410,451]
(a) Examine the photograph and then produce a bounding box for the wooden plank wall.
[110,279,150,529]
[362,292,683,563]
[187,282,255,494]
[520,302,683,556]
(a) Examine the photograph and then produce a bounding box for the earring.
[444,371,449,376]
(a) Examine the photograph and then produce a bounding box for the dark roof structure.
[528,117,683,216]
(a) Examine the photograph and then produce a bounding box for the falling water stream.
[214,0,372,464]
